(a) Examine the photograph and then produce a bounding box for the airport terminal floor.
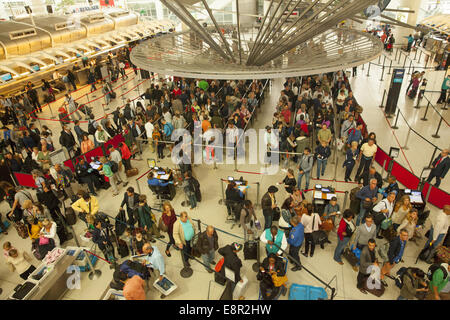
[0,41,449,301]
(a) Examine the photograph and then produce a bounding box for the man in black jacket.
[92,219,116,269]
[59,125,77,157]
[225,181,244,221]
[120,186,140,225]
[218,243,243,289]
[426,149,449,188]
[197,226,219,273]
[261,186,278,230]
[358,166,383,188]
[75,158,97,196]
[380,229,409,287]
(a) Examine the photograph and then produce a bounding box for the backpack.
[108,160,118,173]
[350,186,361,202]
[427,264,448,281]
[395,267,413,289]
[88,120,96,135]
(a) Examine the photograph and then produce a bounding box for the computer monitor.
[0,73,12,81]
[322,188,330,193]
[235,181,243,186]
[315,184,322,189]
[157,171,165,175]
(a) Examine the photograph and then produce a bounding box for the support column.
[387,0,423,45]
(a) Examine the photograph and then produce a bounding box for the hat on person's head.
[268,185,278,193]
[265,126,271,131]
[232,242,243,252]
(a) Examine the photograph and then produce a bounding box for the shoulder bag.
[311,214,328,245]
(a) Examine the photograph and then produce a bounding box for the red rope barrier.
[83,249,111,264]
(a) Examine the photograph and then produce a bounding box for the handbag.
[311,214,328,245]
[381,218,392,230]
[362,200,373,210]
[271,273,288,287]
[39,237,50,245]
[214,257,225,272]
[320,217,334,231]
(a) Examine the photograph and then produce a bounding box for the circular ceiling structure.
[130,26,383,80]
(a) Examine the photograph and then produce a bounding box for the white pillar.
[387,0,423,44]
[31,0,47,15]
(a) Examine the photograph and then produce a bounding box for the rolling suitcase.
[126,168,139,178]
[342,248,359,267]
[118,239,129,258]
[214,271,226,286]
[232,276,249,300]
[64,207,77,225]
[243,241,258,260]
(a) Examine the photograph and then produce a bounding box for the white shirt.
[110,149,122,163]
[372,199,394,219]
[41,223,60,247]
[263,131,279,149]
[32,151,39,162]
[301,213,321,233]
[432,210,449,240]
[145,121,154,139]
[226,127,239,144]
[119,62,125,69]
[259,230,288,255]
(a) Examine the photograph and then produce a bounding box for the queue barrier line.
[27,67,137,118]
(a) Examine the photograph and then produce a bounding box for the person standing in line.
[197,225,219,273]
[427,263,450,300]
[288,216,304,271]
[397,268,428,300]
[173,211,196,267]
[380,229,409,287]
[64,93,82,121]
[240,200,258,242]
[426,204,450,249]
[260,226,288,257]
[436,74,449,104]
[356,238,378,294]
[160,201,177,257]
[355,178,378,226]
[297,148,314,192]
[98,156,120,197]
[300,204,321,258]
[355,138,377,181]
[218,242,243,291]
[142,243,165,281]
[352,214,377,250]
[6,248,36,280]
[120,187,140,226]
[261,186,279,230]
[426,149,449,188]
[333,209,356,267]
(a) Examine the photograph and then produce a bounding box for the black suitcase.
[273,208,281,222]
[215,271,226,286]
[64,207,77,225]
[118,239,129,258]
[110,91,117,99]
[244,241,258,260]
[342,248,358,267]
[115,209,127,236]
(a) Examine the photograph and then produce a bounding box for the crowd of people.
[0,43,448,301]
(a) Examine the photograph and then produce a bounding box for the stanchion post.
[418,49,422,63]
[407,60,412,75]
[402,54,407,68]
[414,48,418,60]
[362,63,365,71]
[394,47,399,61]
[219,179,225,205]
[380,65,385,81]
[366,62,371,77]
[136,178,141,194]
[425,184,433,203]
[421,101,430,121]
[428,146,439,168]
[402,127,411,150]
[387,60,393,75]
[179,246,193,278]
[414,95,421,109]
[83,249,102,280]
[48,101,56,119]
[378,55,381,64]
[255,182,261,209]
[380,159,387,180]
[342,191,349,212]
[379,90,386,108]
[431,117,443,138]
[391,109,400,129]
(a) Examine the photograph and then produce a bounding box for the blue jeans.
[316,158,328,178]
[356,202,368,226]
[263,211,273,230]
[297,171,310,190]
[427,227,445,249]
[188,194,197,209]
[201,250,215,270]
[333,236,350,263]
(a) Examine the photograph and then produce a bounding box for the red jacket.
[337,218,348,241]
[120,144,131,160]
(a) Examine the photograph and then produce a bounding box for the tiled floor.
[0,48,447,300]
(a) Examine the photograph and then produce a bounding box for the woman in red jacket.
[333,209,356,265]
[118,142,132,171]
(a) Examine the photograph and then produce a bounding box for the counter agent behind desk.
[147,167,176,201]
[312,186,338,216]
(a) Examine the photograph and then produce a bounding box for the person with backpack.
[427,263,450,300]
[380,229,409,287]
[240,200,258,242]
[182,171,197,210]
[87,114,99,146]
[297,147,313,192]
[196,225,219,273]
[396,267,428,300]
[92,218,116,269]
[99,156,120,196]
[108,145,128,186]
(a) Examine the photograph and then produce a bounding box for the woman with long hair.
[397,209,418,241]
[160,201,177,257]
[392,195,412,231]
